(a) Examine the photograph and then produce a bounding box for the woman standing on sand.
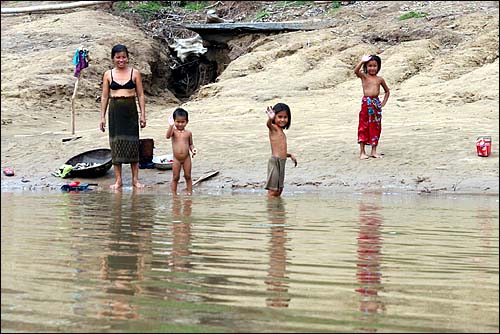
[100,44,146,189]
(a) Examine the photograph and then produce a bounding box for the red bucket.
[476,136,491,157]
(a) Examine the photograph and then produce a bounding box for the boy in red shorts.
[354,54,391,160]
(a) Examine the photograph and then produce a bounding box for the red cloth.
[357,96,382,146]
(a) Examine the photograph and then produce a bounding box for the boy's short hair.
[363,55,382,74]
[173,108,188,121]
[273,102,291,130]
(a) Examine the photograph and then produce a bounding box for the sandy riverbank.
[1,1,498,195]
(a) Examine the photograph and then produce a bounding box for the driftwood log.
[193,170,219,186]
[1,1,112,14]
[183,21,329,44]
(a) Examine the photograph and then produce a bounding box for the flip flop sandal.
[3,168,14,176]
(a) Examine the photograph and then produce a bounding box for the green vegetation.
[254,10,270,20]
[398,11,428,20]
[330,1,341,9]
[275,1,312,7]
[326,1,342,14]
[114,1,171,19]
[114,1,131,11]
[114,1,211,15]
[134,2,167,12]
[182,2,206,11]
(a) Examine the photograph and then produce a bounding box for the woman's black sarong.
[108,96,139,164]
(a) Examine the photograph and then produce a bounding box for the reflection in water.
[477,207,495,249]
[356,199,385,331]
[98,190,152,320]
[169,195,193,273]
[1,192,498,333]
[265,197,290,308]
[147,195,194,303]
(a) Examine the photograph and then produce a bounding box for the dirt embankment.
[1,1,498,194]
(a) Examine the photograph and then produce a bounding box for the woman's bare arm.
[100,71,110,132]
[134,69,146,128]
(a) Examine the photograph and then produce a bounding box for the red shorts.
[358,96,382,146]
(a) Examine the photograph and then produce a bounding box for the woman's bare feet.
[110,182,122,189]
[133,182,145,188]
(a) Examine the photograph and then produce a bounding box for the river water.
[1,190,498,332]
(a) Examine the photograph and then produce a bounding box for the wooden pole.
[71,77,80,135]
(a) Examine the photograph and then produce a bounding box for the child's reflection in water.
[169,195,193,273]
[356,200,385,331]
[265,197,290,308]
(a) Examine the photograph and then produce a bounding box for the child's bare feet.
[360,154,370,160]
[370,154,383,159]
[133,182,145,188]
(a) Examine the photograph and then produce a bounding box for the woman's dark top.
[110,68,136,90]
